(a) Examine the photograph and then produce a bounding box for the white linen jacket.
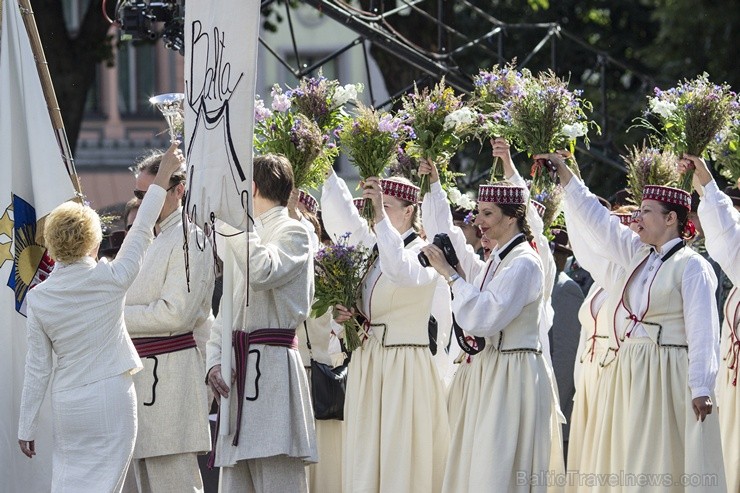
[124,207,214,458]
[18,185,166,441]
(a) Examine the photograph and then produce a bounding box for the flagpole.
[219,240,234,436]
[16,0,83,197]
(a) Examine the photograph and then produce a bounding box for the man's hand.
[153,141,185,190]
[18,440,35,458]
[692,396,713,422]
[207,364,231,400]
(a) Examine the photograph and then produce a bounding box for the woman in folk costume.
[539,151,726,492]
[681,155,740,492]
[563,200,633,484]
[293,189,344,493]
[322,171,450,493]
[17,143,184,492]
[418,160,488,432]
[420,178,565,493]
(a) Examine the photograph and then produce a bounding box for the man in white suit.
[124,152,215,493]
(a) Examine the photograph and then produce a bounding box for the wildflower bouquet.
[636,74,736,191]
[254,85,336,189]
[470,62,531,181]
[505,71,597,192]
[623,143,680,204]
[311,234,374,352]
[532,184,565,230]
[402,79,475,195]
[338,104,412,222]
[708,112,740,183]
[289,74,363,134]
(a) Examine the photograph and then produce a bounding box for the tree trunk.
[30,0,114,154]
[358,0,455,101]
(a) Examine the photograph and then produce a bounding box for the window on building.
[117,41,158,117]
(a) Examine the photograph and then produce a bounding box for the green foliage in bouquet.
[623,143,680,204]
[289,73,363,134]
[707,105,740,184]
[338,104,412,222]
[634,73,736,191]
[253,86,337,190]
[311,233,374,352]
[504,70,598,194]
[401,79,476,195]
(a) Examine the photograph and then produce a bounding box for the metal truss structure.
[259,0,659,175]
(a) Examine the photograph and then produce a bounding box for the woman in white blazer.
[17,143,184,493]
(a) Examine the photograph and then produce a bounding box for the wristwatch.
[446,272,461,286]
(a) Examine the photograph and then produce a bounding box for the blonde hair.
[384,176,422,232]
[44,201,102,263]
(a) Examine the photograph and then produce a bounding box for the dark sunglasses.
[133,182,180,200]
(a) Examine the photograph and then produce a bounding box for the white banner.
[0,1,77,491]
[183,0,260,231]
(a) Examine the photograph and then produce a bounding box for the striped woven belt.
[132,332,197,358]
[232,328,298,446]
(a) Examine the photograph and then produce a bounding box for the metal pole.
[219,243,234,436]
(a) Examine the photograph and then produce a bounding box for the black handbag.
[304,322,348,420]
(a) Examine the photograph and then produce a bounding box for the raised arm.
[685,155,740,285]
[419,160,485,280]
[320,170,375,247]
[537,152,642,270]
[109,142,183,287]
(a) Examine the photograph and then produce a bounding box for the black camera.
[419,233,459,268]
[117,1,185,55]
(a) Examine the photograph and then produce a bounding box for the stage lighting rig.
[116,0,185,55]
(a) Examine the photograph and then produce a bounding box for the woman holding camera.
[420,177,564,492]
[321,171,450,493]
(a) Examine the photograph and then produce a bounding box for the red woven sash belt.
[132,332,197,358]
[232,328,298,446]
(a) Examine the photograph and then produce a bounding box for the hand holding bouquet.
[338,104,413,222]
[636,74,736,191]
[312,233,374,352]
[402,79,475,195]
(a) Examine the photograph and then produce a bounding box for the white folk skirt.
[567,343,609,479]
[717,328,739,493]
[51,372,137,493]
[343,336,450,493]
[578,338,726,492]
[446,357,474,430]
[442,345,564,493]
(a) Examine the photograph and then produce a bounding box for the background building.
[68,3,388,222]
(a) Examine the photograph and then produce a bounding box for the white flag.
[183,0,260,231]
[0,2,77,491]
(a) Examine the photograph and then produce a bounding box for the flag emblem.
[6,195,54,315]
